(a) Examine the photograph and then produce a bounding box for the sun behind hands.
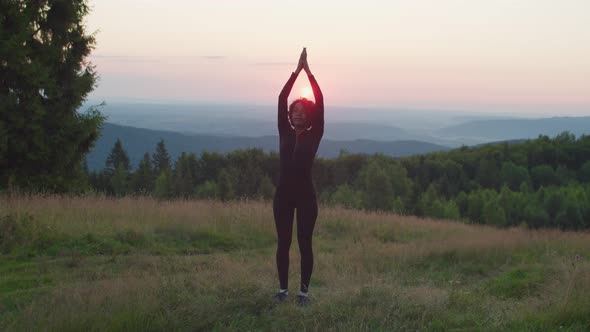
[301,86,312,99]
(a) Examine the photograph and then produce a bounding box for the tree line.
[87,132,590,230]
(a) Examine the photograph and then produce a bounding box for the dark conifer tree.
[152,139,171,175]
[133,152,155,194]
[1,0,104,191]
[172,152,198,198]
[105,139,131,174]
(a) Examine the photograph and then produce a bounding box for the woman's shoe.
[272,291,288,304]
[297,295,310,307]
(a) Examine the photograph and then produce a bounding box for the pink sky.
[86,0,590,115]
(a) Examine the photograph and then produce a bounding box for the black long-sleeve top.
[276,71,324,192]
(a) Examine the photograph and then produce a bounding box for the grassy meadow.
[1,194,589,331]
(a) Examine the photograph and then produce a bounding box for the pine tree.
[105,139,131,174]
[1,0,104,191]
[132,152,154,194]
[154,168,172,199]
[152,139,171,175]
[111,164,129,197]
[172,152,198,198]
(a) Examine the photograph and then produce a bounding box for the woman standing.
[272,48,324,306]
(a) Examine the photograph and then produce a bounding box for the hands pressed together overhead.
[277,46,324,136]
[296,47,312,76]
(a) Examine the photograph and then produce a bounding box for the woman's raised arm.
[278,71,298,134]
[277,48,306,134]
[304,59,324,138]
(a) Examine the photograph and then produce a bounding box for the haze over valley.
[84,101,590,170]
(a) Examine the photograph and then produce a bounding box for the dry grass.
[1,194,589,331]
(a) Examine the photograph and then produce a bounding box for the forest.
[87,132,590,230]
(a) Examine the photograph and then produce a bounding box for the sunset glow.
[301,87,312,99]
[86,0,590,115]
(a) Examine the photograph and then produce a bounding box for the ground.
[1,195,589,331]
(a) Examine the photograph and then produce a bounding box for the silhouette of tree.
[1,0,104,191]
[152,139,171,175]
[105,139,131,174]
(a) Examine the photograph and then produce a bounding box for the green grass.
[1,195,589,331]
[485,266,547,299]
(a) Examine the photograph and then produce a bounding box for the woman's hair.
[288,98,316,128]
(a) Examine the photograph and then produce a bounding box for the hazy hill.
[86,123,450,170]
[94,102,413,140]
[91,102,590,147]
[437,116,590,142]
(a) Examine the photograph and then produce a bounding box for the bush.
[0,213,54,254]
[330,184,363,209]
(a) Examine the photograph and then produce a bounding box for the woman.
[272,48,324,306]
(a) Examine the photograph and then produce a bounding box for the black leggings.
[273,189,318,293]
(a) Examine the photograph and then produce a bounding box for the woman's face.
[291,103,308,127]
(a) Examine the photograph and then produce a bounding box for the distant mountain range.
[85,111,590,170]
[86,123,450,171]
[436,116,590,142]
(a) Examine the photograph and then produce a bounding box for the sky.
[86,0,590,115]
